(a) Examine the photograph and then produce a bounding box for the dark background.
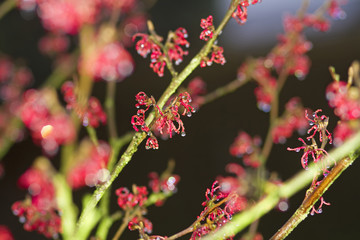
[1,0,360,239]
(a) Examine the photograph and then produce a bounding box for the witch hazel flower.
[154,92,195,138]
[200,45,226,68]
[326,76,360,121]
[67,140,111,189]
[61,81,107,127]
[325,63,360,146]
[38,0,98,35]
[0,225,14,240]
[131,91,195,149]
[131,91,160,149]
[38,0,98,34]
[200,15,214,41]
[12,160,61,238]
[232,0,260,25]
[191,181,242,240]
[305,109,332,144]
[216,163,248,209]
[83,42,134,82]
[251,59,277,112]
[266,30,312,80]
[115,185,148,210]
[272,97,309,144]
[20,89,76,155]
[38,33,69,57]
[288,138,330,174]
[128,216,153,234]
[148,172,180,194]
[327,0,346,20]
[287,109,334,214]
[287,110,333,174]
[101,0,137,13]
[230,131,262,168]
[167,27,190,65]
[133,25,190,76]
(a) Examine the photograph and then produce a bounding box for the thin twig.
[201,78,250,105]
[270,154,358,240]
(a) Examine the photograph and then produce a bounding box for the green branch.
[0,0,15,20]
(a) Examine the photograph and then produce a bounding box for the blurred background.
[1,0,360,239]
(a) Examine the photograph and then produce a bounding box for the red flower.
[0,225,14,240]
[200,15,214,41]
[115,186,148,210]
[67,141,111,189]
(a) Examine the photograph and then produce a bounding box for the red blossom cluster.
[20,89,76,155]
[116,186,148,210]
[251,60,277,112]
[216,163,248,209]
[200,45,226,68]
[38,0,98,35]
[232,0,260,25]
[38,33,69,56]
[230,131,262,168]
[88,42,134,82]
[0,57,33,147]
[267,31,312,80]
[326,64,360,146]
[287,109,333,214]
[198,15,226,67]
[272,97,309,144]
[131,91,158,149]
[61,81,107,127]
[148,172,180,206]
[0,225,14,240]
[133,27,189,77]
[131,91,194,149]
[101,0,137,12]
[327,0,346,19]
[190,181,245,240]
[67,140,111,188]
[200,15,214,41]
[128,216,153,234]
[154,92,195,138]
[305,109,332,143]
[288,137,330,172]
[12,164,61,238]
[266,1,345,80]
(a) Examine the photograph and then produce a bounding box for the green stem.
[75,1,239,232]
[53,174,78,239]
[96,132,133,238]
[105,80,118,140]
[201,130,360,240]
[86,126,99,146]
[96,212,122,240]
[260,67,289,163]
[201,77,250,105]
[0,0,15,20]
